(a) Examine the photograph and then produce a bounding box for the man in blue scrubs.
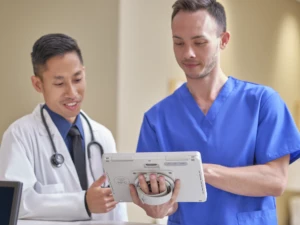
[129,0,300,224]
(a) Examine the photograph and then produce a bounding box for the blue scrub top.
[136,77,300,225]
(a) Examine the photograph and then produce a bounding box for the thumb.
[91,174,107,188]
[129,184,142,206]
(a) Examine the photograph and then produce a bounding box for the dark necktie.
[68,126,88,190]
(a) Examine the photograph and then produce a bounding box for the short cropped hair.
[172,0,227,35]
[31,33,83,78]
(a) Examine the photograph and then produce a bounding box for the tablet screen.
[0,186,14,225]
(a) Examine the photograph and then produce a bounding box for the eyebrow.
[54,75,64,80]
[53,70,82,80]
[173,35,206,40]
[73,70,82,77]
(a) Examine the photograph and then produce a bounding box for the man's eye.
[195,42,206,46]
[75,79,82,83]
[174,42,184,46]
[54,83,63,86]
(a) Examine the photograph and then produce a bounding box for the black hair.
[31,33,83,78]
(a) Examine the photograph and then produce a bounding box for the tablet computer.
[0,181,23,225]
[102,151,207,203]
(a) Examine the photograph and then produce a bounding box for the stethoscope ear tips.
[51,153,65,168]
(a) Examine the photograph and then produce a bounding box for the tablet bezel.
[102,151,207,204]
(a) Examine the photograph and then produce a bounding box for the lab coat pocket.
[237,209,277,225]
[35,182,65,194]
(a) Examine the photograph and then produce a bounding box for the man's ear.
[220,31,230,50]
[31,75,43,93]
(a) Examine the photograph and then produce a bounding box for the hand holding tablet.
[102,151,207,205]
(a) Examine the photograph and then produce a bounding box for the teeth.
[66,102,76,106]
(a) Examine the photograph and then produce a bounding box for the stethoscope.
[40,105,104,182]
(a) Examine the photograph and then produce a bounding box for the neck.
[67,117,77,124]
[186,68,227,103]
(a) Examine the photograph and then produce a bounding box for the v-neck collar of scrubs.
[178,76,237,127]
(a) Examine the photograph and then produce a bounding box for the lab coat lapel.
[33,104,82,190]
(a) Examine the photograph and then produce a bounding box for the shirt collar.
[44,104,84,139]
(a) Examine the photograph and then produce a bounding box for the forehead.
[43,52,82,75]
[171,10,218,37]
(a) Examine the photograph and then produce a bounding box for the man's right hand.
[129,174,181,219]
[86,174,118,214]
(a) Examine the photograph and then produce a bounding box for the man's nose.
[65,84,77,98]
[183,45,196,59]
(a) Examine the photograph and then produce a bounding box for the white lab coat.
[0,104,127,221]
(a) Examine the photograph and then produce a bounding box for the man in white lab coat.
[0,33,127,221]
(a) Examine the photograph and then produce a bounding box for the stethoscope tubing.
[40,105,104,182]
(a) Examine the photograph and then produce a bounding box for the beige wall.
[117,0,300,224]
[219,0,300,110]
[0,0,119,137]
[117,1,178,221]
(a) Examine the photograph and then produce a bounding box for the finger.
[99,187,113,196]
[104,195,115,203]
[150,174,159,194]
[158,176,166,193]
[91,174,107,188]
[105,201,118,208]
[129,184,142,206]
[169,179,181,205]
[138,175,149,194]
[104,205,116,213]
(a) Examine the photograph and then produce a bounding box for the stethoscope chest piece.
[51,153,65,168]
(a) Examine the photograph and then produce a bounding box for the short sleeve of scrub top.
[255,92,300,164]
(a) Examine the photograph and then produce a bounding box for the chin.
[186,73,207,80]
[61,109,80,119]
[67,111,80,118]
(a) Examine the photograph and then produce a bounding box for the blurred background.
[0,0,299,224]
